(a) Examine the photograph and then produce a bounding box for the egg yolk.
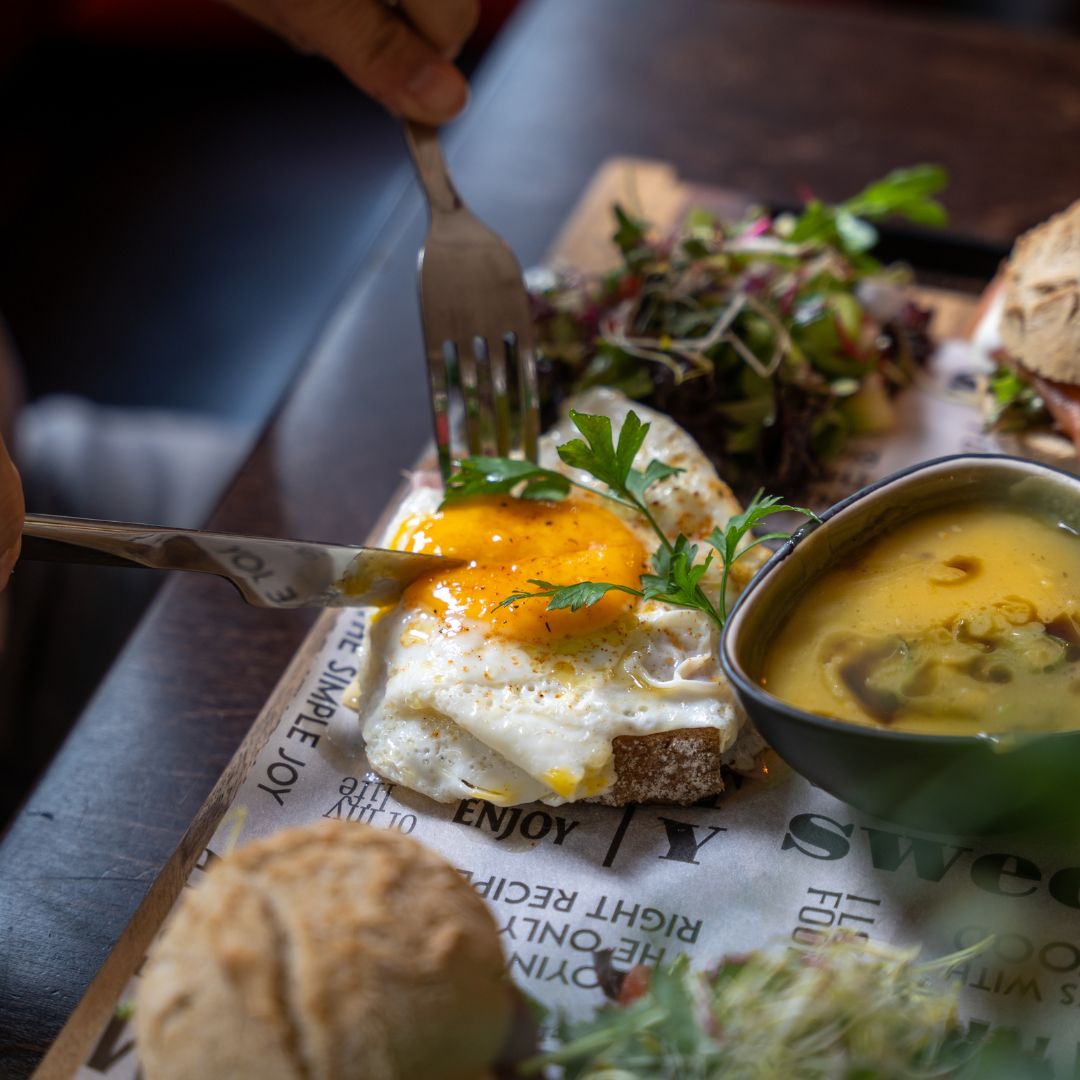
[393,496,646,642]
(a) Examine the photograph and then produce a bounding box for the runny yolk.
[393,496,646,643]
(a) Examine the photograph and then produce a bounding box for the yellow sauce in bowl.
[762,504,1080,736]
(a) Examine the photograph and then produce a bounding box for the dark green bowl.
[719,454,1080,835]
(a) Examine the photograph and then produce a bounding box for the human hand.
[225,0,479,123]
[0,432,23,590]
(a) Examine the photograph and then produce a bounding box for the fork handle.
[404,121,462,216]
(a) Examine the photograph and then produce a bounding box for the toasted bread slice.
[596,728,726,805]
[1001,198,1080,383]
[349,389,768,808]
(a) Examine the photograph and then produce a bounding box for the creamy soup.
[762,504,1080,736]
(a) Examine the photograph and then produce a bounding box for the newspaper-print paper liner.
[78,344,1080,1077]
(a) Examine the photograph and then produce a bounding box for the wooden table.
[3,0,1080,1073]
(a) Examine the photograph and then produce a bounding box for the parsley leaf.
[707,490,821,618]
[625,458,684,503]
[558,409,685,551]
[557,408,655,496]
[498,578,644,613]
[641,537,716,613]
[442,457,571,505]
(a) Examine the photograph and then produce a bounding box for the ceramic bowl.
[720,454,1080,835]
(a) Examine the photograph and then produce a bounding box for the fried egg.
[345,388,765,806]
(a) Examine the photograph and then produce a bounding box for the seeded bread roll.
[135,821,512,1080]
[1001,199,1080,382]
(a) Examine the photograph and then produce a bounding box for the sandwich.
[979,198,1080,463]
[345,388,809,809]
[135,821,516,1080]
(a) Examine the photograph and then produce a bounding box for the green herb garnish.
[986,364,1050,434]
[444,409,818,627]
[789,164,949,256]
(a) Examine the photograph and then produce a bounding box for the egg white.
[346,388,763,806]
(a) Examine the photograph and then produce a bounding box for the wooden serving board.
[37,158,982,1078]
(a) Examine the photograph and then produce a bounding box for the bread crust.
[135,822,512,1080]
[595,727,726,805]
[1001,199,1080,382]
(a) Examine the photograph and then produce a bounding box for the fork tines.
[406,121,540,480]
[430,332,539,476]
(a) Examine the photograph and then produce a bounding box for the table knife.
[19,514,462,609]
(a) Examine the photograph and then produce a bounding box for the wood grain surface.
[3,0,1080,1074]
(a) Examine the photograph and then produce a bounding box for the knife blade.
[19,514,464,609]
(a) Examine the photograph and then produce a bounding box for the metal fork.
[404,121,540,478]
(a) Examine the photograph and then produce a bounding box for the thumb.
[325,2,470,123]
[225,0,470,124]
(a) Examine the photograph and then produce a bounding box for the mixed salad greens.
[523,933,1050,1079]
[531,166,947,492]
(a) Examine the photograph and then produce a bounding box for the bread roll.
[135,821,512,1080]
[1001,199,1080,382]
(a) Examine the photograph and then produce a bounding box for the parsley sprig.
[443,409,818,628]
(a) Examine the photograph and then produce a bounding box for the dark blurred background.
[0,0,1077,828]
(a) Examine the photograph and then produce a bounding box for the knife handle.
[20,515,187,570]
[18,514,456,609]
